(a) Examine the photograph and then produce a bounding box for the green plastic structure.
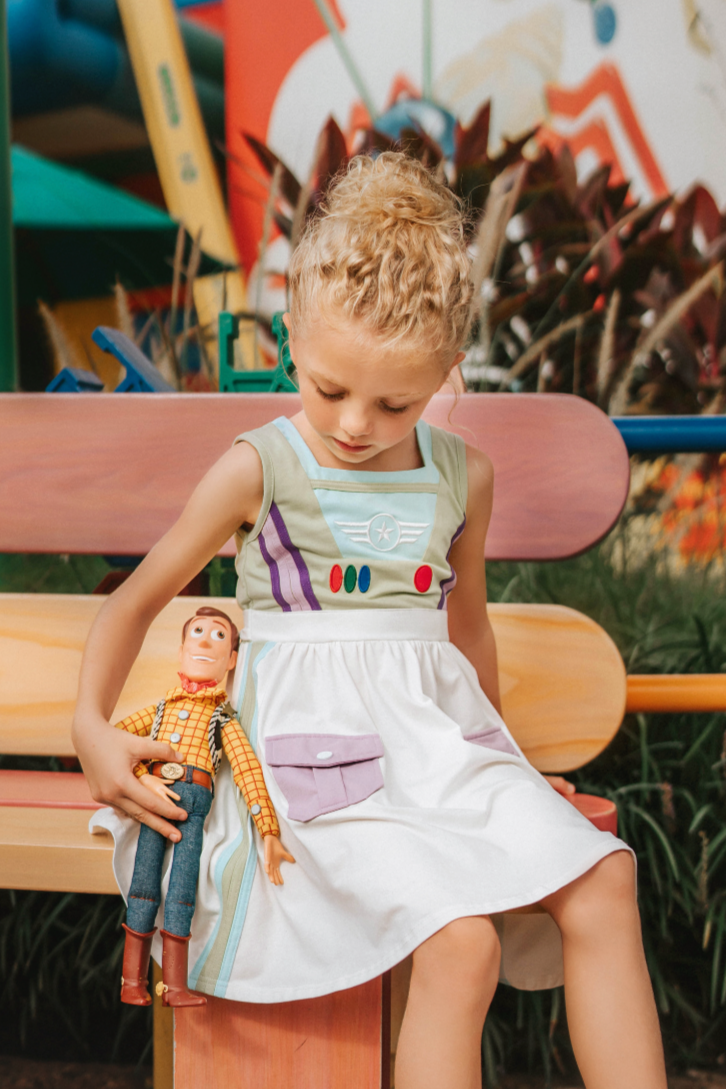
[218,311,297,393]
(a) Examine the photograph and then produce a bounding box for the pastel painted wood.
[173,979,388,1089]
[0,595,624,771]
[0,392,629,560]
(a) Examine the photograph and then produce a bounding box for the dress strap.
[429,426,468,514]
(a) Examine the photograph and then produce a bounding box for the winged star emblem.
[335,513,429,552]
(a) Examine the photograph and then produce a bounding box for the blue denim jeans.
[126,778,213,937]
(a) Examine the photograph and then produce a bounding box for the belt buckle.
[160,762,184,781]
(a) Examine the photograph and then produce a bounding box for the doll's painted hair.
[182,607,239,647]
[288,152,472,360]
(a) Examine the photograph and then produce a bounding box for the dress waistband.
[239,608,449,644]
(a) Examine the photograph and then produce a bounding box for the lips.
[192,655,215,662]
[334,437,372,453]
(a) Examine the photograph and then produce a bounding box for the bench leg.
[174,975,390,1089]
[153,961,174,1089]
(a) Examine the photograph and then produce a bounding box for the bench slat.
[0,807,116,893]
[0,392,628,561]
[0,595,625,772]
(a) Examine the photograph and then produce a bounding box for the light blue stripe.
[188,642,256,987]
[215,640,277,994]
[273,416,438,484]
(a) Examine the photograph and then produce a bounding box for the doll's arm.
[222,720,281,838]
[72,441,265,841]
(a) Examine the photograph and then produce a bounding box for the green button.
[344,565,357,593]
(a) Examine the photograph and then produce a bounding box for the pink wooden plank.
[0,392,628,560]
[0,769,101,809]
[174,977,388,1089]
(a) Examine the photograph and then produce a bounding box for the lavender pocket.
[465,726,519,756]
[265,733,385,822]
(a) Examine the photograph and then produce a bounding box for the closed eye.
[316,387,345,402]
[380,402,410,415]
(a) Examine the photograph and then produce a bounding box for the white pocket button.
[316,750,333,760]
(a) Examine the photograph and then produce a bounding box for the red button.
[329,564,343,593]
[414,565,433,593]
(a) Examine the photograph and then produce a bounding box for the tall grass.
[1,537,725,1076]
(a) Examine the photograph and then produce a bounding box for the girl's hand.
[263,835,296,886]
[77,715,188,841]
[544,775,576,797]
[139,773,181,804]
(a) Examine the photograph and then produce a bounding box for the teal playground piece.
[218,311,297,393]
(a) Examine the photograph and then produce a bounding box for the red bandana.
[178,673,219,695]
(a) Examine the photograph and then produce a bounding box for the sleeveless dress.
[91,416,629,1001]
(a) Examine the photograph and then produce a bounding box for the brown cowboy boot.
[157,929,207,1007]
[120,923,155,1006]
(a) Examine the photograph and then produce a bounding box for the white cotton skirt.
[91,608,629,1001]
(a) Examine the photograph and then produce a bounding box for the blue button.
[358,565,371,593]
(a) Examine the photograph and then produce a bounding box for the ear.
[228,648,238,671]
[178,644,184,663]
[436,351,466,392]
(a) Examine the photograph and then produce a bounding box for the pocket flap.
[265,733,384,768]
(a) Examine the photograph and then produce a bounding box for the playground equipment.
[613,416,726,454]
[115,0,253,371]
[0,0,16,392]
[7,0,224,140]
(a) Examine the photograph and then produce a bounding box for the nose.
[340,404,373,439]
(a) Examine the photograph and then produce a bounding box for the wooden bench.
[0,389,702,1087]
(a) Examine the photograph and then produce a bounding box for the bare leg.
[395,916,501,1089]
[542,851,667,1089]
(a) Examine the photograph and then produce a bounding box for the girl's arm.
[447,445,575,798]
[72,441,264,841]
[446,446,501,713]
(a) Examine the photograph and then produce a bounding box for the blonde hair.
[288,152,472,361]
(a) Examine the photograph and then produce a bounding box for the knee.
[548,851,638,938]
[413,917,501,998]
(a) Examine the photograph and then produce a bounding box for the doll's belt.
[149,762,213,790]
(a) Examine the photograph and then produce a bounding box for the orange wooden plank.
[0,806,117,893]
[626,674,726,713]
[0,596,625,771]
[174,977,388,1089]
[0,392,628,561]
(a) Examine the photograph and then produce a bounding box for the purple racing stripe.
[258,502,321,611]
[437,517,466,609]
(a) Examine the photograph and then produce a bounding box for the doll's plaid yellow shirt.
[115,684,280,838]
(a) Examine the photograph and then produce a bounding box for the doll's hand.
[263,835,296,886]
[139,773,181,804]
[544,775,576,797]
[72,713,188,842]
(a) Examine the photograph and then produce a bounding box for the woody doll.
[116,606,294,1008]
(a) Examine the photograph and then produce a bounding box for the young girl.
[75,153,666,1089]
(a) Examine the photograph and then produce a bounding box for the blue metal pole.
[613,416,726,454]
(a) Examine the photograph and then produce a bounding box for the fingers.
[544,775,576,796]
[125,776,187,829]
[280,848,296,864]
[133,738,184,764]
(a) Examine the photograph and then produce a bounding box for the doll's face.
[179,616,238,683]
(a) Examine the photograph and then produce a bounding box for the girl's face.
[286,314,462,469]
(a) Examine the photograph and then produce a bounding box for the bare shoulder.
[183,438,264,531]
[464,444,493,507]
